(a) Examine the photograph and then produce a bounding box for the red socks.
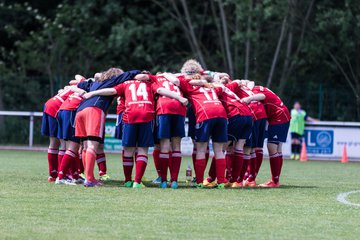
[207,156,216,181]
[134,155,148,184]
[81,149,87,170]
[270,153,283,184]
[225,153,233,181]
[255,149,263,177]
[96,153,107,176]
[169,151,182,182]
[57,150,65,172]
[58,150,76,180]
[231,150,243,183]
[215,158,227,184]
[240,154,250,182]
[123,155,134,182]
[247,152,257,182]
[85,148,96,182]
[159,152,170,181]
[194,158,206,184]
[47,148,58,178]
[152,149,161,177]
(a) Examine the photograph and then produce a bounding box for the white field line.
[336,190,360,207]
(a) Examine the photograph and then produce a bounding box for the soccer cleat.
[84,179,103,187]
[133,182,145,188]
[294,154,300,161]
[217,183,226,189]
[160,181,168,189]
[203,178,217,188]
[99,174,110,181]
[170,181,178,189]
[290,154,295,160]
[231,182,243,188]
[48,176,56,182]
[152,176,162,184]
[244,180,257,188]
[124,181,133,188]
[72,177,85,184]
[258,180,280,188]
[193,183,204,189]
[55,177,76,186]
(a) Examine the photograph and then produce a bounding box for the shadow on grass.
[99,180,317,190]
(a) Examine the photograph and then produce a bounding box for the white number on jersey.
[129,83,149,101]
[199,87,218,101]
[162,81,181,96]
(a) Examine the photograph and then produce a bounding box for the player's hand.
[241,96,251,104]
[75,74,86,81]
[179,97,189,106]
[82,92,92,100]
[204,82,214,89]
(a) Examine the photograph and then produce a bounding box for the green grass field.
[0,150,359,240]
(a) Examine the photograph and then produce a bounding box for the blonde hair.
[181,59,204,76]
[99,68,124,82]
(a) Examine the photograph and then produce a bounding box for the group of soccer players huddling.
[41,59,291,189]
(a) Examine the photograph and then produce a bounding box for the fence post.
[29,112,34,147]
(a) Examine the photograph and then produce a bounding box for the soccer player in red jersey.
[149,73,187,189]
[75,68,141,187]
[242,81,291,187]
[41,84,74,182]
[187,76,254,188]
[83,74,188,188]
[164,72,229,188]
[56,75,87,185]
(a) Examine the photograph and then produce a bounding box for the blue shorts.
[245,118,267,148]
[195,118,228,143]
[122,121,154,147]
[114,113,123,140]
[156,114,185,139]
[41,112,58,137]
[267,122,290,144]
[228,115,252,142]
[187,106,196,139]
[57,110,80,143]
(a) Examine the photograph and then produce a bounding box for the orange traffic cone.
[300,142,307,162]
[341,144,348,163]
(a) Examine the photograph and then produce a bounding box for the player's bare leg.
[47,137,60,181]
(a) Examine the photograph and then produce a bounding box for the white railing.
[0,111,117,147]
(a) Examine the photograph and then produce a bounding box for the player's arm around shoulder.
[82,87,118,100]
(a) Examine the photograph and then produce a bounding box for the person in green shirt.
[290,102,317,160]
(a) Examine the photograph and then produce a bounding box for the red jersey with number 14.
[150,75,187,116]
[44,88,73,117]
[178,77,227,123]
[114,80,159,124]
[252,86,290,124]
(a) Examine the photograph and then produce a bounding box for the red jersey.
[178,77,227,123]
[227,82,267,121]
[150,75,187,116]
[252,86,290,124]
[44,88,73,117]
[215,86,252,118]
[59,92,84,111]
[116,97,125,114]
[114,80,159,124]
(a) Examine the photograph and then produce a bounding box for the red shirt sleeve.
[151,82,161,93]
[225,82,238,92]
[214,86,223,95]
[113,84,125,96]
[149,74,158,84]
